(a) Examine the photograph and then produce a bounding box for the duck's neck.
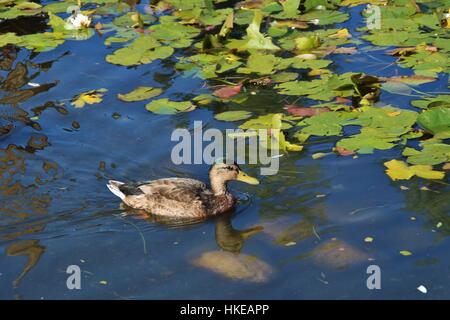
[210,175,229,196]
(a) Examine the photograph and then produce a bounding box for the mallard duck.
[107,160,259,218]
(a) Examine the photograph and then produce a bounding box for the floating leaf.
[384,160,445,181]
[149,17,200,48]
[240,114,292,130]
[145,99,195,115]
[117,87,163,102]
[298,111,355,136]
[215,111,252,121]
[299,10,349,25]
[417,107,450,139]
[400,250,413,256]
[381,81,412,95]
[237,52,284,75]
[285,105,330,117]
[312,152,330,160]
[71,88,107,108]
[411,95,450,109]
[106,36,173,66]
[213,84,242,99]
[334,146,355,156]
[379,75,436,85]
[403,144,450,166]
[276,73,355,101]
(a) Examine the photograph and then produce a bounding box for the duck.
[106,159,259,218]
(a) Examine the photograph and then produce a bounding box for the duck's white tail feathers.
[107,180,126,200]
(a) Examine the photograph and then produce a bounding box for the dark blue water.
[0,4,449,299]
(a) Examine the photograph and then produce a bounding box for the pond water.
[0,1,449,299]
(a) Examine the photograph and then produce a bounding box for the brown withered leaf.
[275,20,308,29]
[285,104,330,117]
[388,46,437,56]
[335,97,352,104]
[213,84,243,99]
[379,75,436,85]
[333,46,357,54]
[334,146,355,156]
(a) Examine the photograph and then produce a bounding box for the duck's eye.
[226,166,236,171]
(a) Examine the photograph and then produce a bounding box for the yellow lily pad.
[384,159,445,181]
[71,88,107,108]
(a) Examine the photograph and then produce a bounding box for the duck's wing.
[121,178,212,203]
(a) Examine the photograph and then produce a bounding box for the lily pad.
[71,88,107,108]
[403,144,450,166]
[145,98,195,115]
[117,87,163,102]
[276,73,355,101]
[384,159,445,181]
[106,36,174,66]
[297,111,355,136]
[411,95,450,109]
[215,111,252,122]
[417,107,450,139]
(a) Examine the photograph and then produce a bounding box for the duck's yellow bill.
[236,171,260,185]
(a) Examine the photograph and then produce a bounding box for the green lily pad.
[239,114,292,130]
[106,36,174,66]
[215,111,252,121]
[0,31,65,52]
[417,107,450,139]
[118,87,163,102]
[276,73,355,101]
[297,111,355,136]
[149,17,200,48]
[411,95,450,109]
[237,52,285,75]
[403,144,450,166]
[348,106,418,136]
[337,127,401,154]
[145,98,196,115]
[299,9,349,25]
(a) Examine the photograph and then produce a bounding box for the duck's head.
[209,159,259,195]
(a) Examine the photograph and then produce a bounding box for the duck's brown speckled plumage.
[107,162,259,218]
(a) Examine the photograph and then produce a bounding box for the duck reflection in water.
[122,205,263,254]
[214,214,263,253]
